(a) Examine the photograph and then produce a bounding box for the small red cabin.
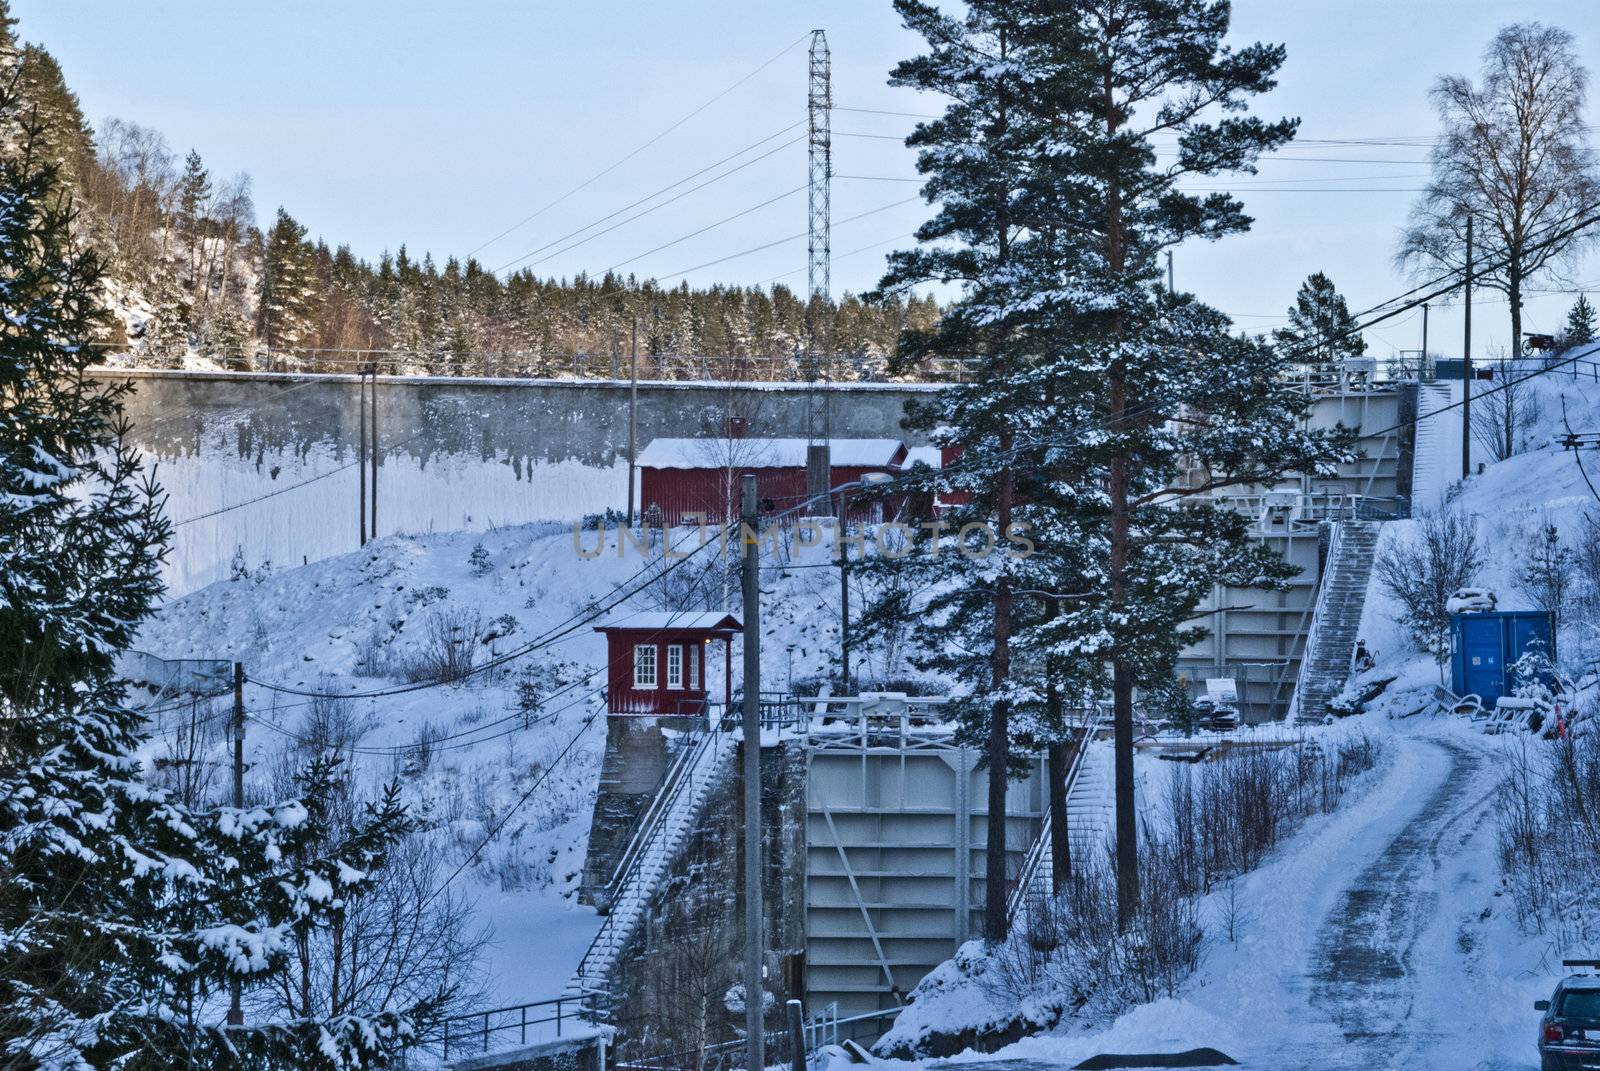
[595,612,742,716]
[636,437,909,526]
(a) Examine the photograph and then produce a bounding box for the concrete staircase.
[567,728,732,997]
[1291,521,1380,724]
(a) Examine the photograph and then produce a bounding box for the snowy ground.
[136,517,866,1007]
[850,373,1600,1070]
[846,719,1547,1070]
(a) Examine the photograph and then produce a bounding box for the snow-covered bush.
[1375,509,1484,660]
[880,735,1381,1057]
[400,607,483,685]
[1496,734,1600,949]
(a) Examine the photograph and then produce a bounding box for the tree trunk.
[982,25,1014,947]
[1047,738,1071,892]
[1103,52,1139,928]
[984,455,1015,944]
[1509,248,1523,362]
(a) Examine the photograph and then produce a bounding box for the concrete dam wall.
[101,369,939,595]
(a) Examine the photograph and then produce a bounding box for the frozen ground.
[851,720,1547,1070]
[136,517,867,1008]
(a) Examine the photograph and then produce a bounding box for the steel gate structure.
[801,698,1046,1023]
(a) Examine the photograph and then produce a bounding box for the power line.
[492,127,806,275]
[603,185,808,275]
[652,197,921,283]
[246,521,739,699]
[466,33,810,259]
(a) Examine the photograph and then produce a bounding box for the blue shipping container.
[1449,610,1555,704]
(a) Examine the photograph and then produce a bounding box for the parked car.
[1536,961,1600,1070]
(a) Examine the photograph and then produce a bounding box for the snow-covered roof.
[637,437,905,470]
[594,611,742,633]
[904,446,941,469]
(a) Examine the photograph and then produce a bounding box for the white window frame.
[666,644,684,689]
[689,643,701,690]
[633,644,657,688]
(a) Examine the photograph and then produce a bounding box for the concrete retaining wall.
[98,369,937,594]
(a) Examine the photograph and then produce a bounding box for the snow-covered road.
[913,723,1546,1071]
[1291,734,1506,1069]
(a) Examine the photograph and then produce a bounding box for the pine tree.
[869,0,1352,931]
[15,44,92,192]
[258,207,319,363]
[1273,271,1366,374]
[0,89,435,1069]
[175,148,212,293]
[1564,294,1596,347]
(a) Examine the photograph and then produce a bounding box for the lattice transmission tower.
[803,29,833,509]
[807,29,831,305]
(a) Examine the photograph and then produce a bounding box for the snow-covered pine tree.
[1565,294,1596,347]
[0,88,435,1070]
[258,207,319,366]
[870,0,1354,930]
[859,0,1100,944]
[1273,271,1367,376]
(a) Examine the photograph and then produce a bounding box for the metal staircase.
[1007,735,1115,915]
[567,726,733,997]
[1410,381,1459,510]
[1289,521,1380,724]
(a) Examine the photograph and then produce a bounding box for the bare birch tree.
[1398,23,1600,359]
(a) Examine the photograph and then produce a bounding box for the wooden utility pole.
[358,373,367,546]
[228,662,245,1027]
[1166,249,1174,296]
[838,488,850,691]
[1463,216,1474,480]
[740,474,765,1071]
[628,319,639,526]
[369,364,378,539]
[1421,302,1430,377]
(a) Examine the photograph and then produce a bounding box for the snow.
[594,611,741,632]
[856,374,1600,1069]
[636,437,906,469]
[136,514,867,1009]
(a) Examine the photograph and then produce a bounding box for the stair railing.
[1006,734,1094,920]
[572,729,728,993]
[1286,521,1345,723]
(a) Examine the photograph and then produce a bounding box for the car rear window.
[1560,989,1600,1018]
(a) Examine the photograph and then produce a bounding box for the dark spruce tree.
[1564,293,1596,347]
[869,0,1353,932]
[1273,271,1367,376]
[0,90,434,1070]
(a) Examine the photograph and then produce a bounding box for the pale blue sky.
[16,1,1600,358]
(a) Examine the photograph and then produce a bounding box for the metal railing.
[1286,521,1344,724]
[434,993,604,1062]
[618,1004,898,1071]
[1006,732,1095,919]
[571,729,732,995]
[599,726,716,903]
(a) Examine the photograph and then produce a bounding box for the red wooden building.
[636,437,909,525]
[594,612,742,716]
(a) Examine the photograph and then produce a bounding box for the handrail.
[572,729,730,992]
[436,991,605,1061]
[601,728,711,897]
[1287,521,1344,723]
[1005,732,1094,919]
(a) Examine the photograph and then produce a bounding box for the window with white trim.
[689,644,700,689]
[666,644,683,689]
[633,644,657,688]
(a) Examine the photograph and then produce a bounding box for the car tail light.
[1545,1023,1565,1043]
